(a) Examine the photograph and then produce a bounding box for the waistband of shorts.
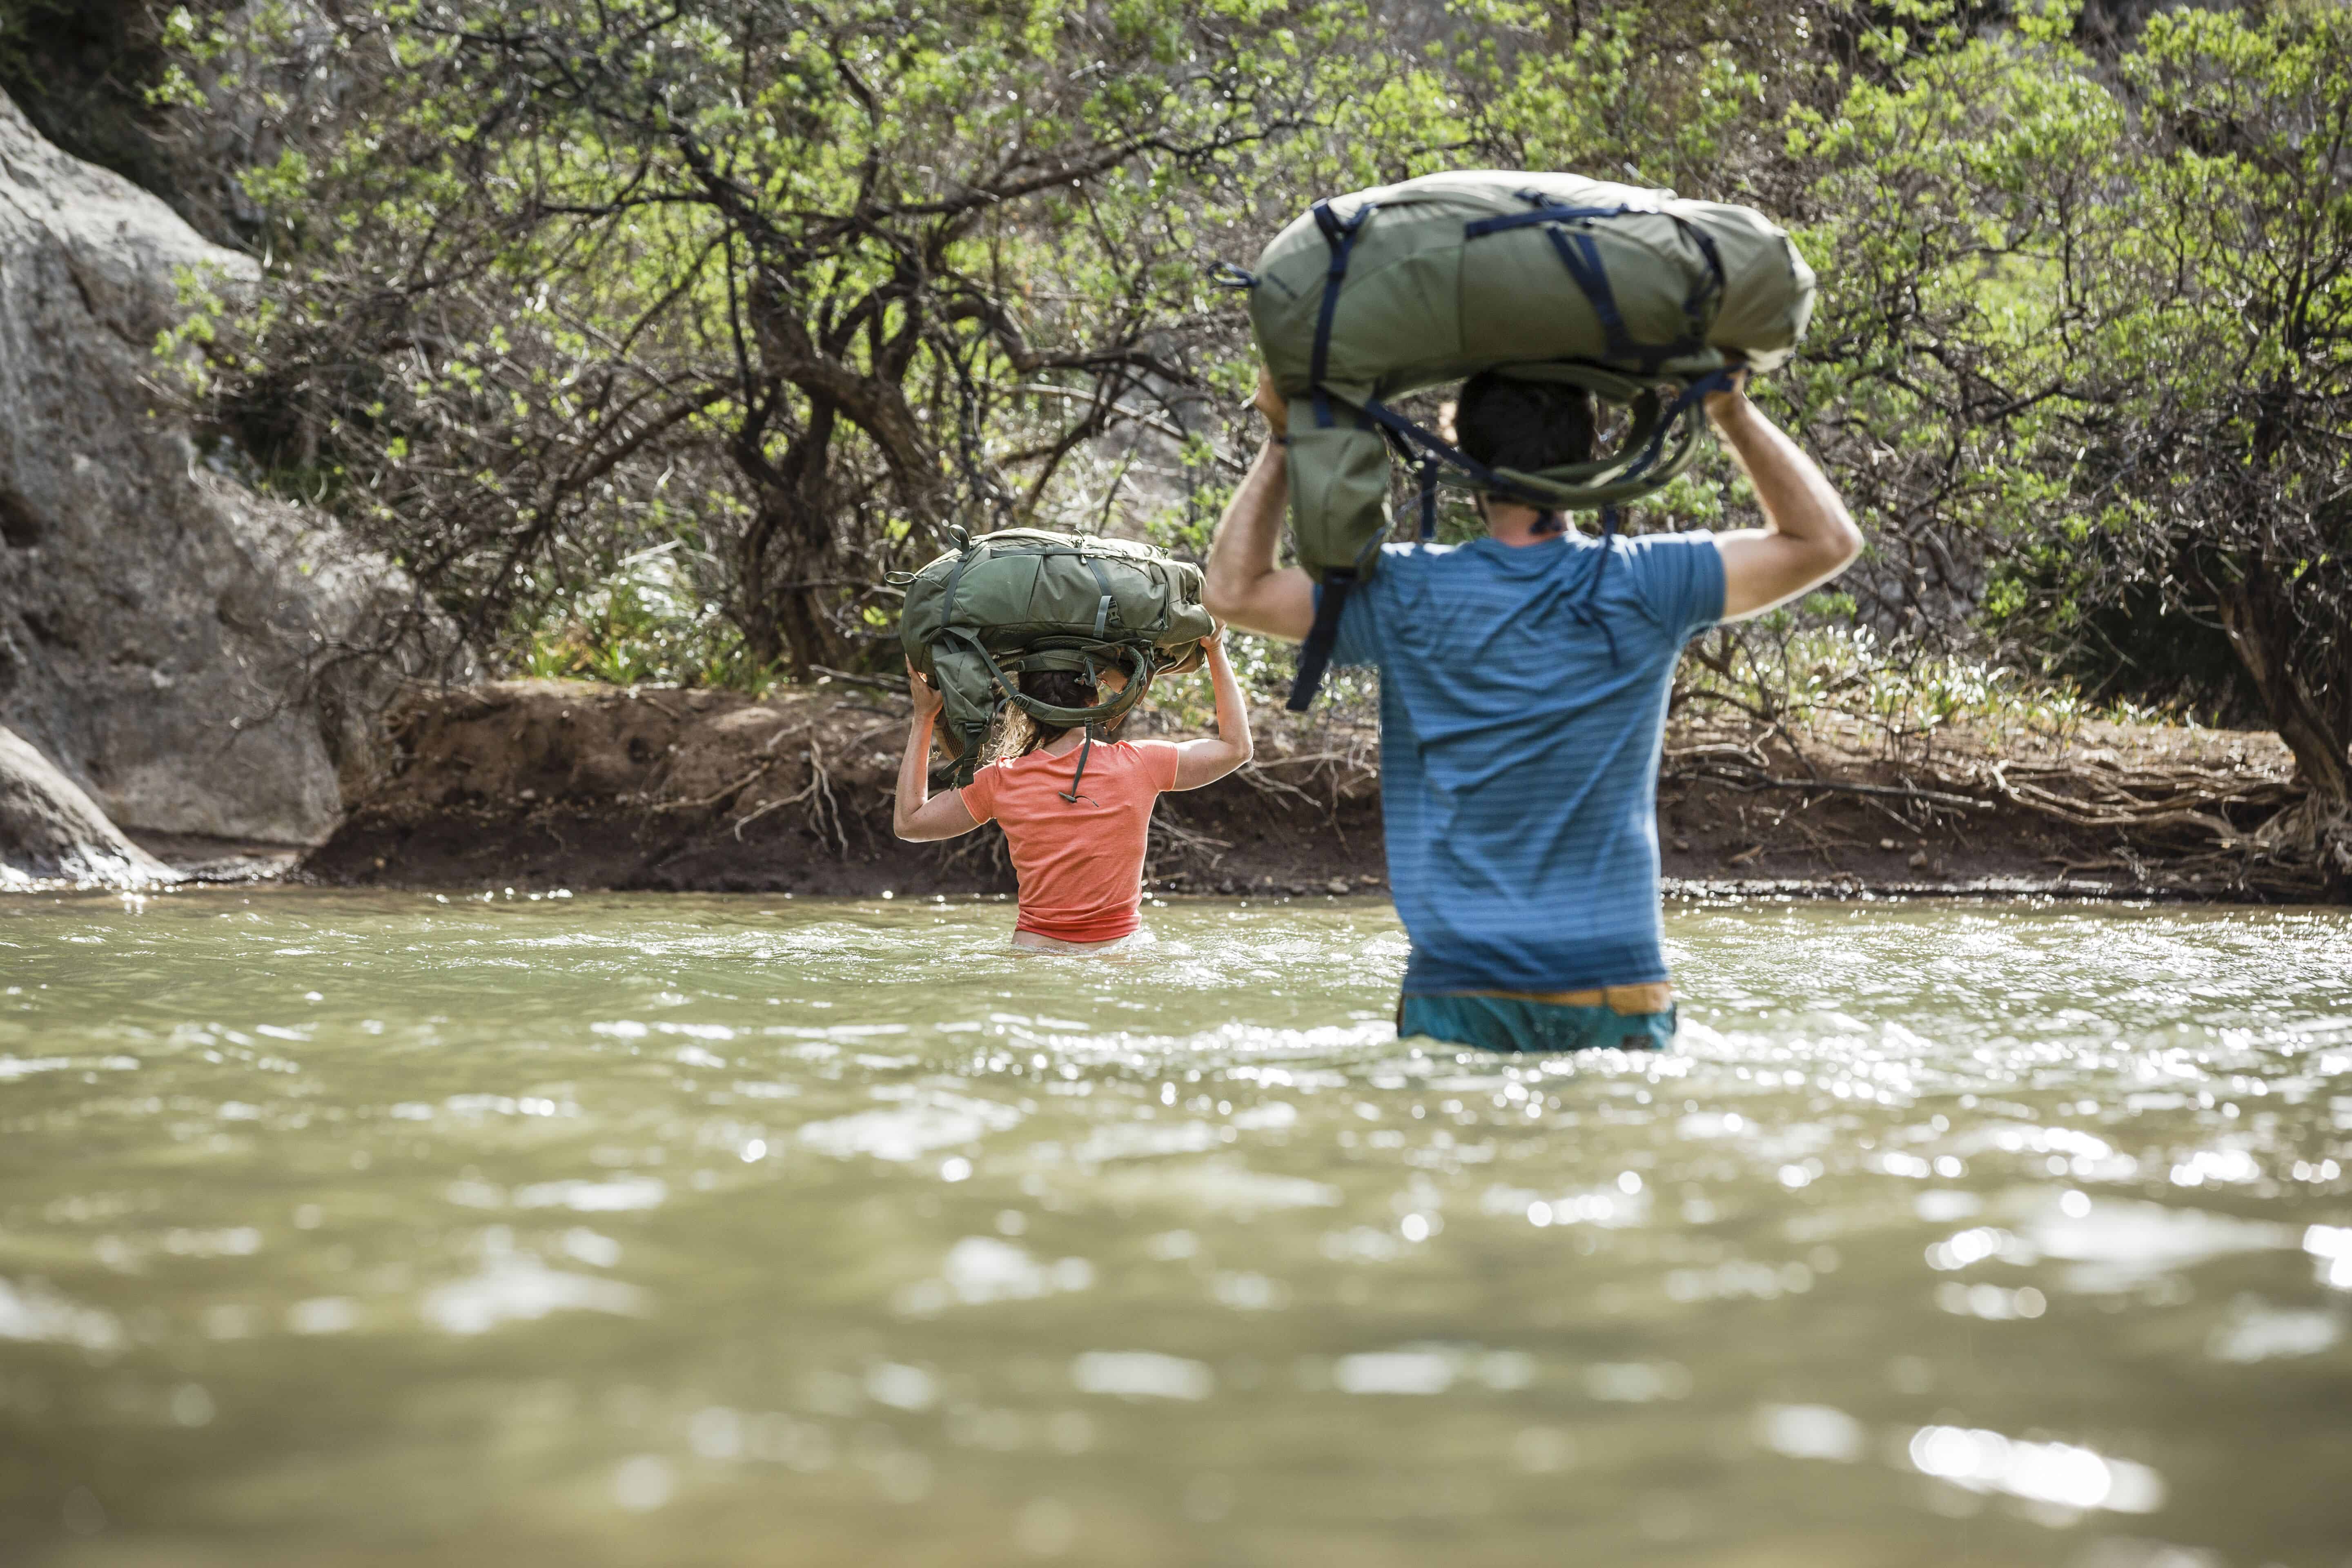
[1414,982,1675,1016]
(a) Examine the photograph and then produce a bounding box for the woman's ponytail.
[1009,668,1102,757]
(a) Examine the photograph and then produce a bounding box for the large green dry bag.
[898,528,1214,785]
[1241,168,1815,706]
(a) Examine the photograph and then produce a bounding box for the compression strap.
[1308,199,1376,429]
[1082,556,1117,639]
[1459,202,1650,238]
[1058,727,1098,806]
[1287,568,1356,713]
[1464,197,1715,373]
[938,526,978,628]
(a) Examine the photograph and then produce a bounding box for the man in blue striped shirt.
[1205,370,1860,1052]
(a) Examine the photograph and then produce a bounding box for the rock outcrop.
[0,722,178,888]
[0,87,439,861]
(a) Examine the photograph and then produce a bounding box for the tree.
[174,0,1356,676]
[2086,6,2352,879]
[1791,2,2352,886]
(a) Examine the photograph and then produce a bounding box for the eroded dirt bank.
[304,679,2309,901]
[304,680,1386,898]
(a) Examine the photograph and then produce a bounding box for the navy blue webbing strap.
[1460,203,1643,238]
[1579,367,1739,614]
[1417,456,1440,542]
[1466,200,1711,374]
[1543,225,1639,366]
[1308,200,1375,428]
[1615,367,1740,487]
[1355,398,1541,504]
[1356,363,1735,517]
[1287,568,1356,712]
[1670,217,1728,329]
[1586,503,1623,621]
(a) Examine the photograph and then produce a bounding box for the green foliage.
[1786,1,2352,792]
[149,0,2352,811]
[174,0,1429,676]
[1680,620,2168,753]
[519,545,784,692]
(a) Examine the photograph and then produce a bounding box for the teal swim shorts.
[1398,993,1676,1054]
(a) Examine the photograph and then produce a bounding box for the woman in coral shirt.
[893,630,1253,950]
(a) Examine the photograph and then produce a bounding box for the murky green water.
[4,890,2351,1567]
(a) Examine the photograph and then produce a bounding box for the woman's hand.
[1205,622,1238,675]
[905,660,943,719]
[1251,367,1287,440]
[1701,365,1752,424]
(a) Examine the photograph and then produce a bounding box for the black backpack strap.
[1464,199,1709,374]
[1308,199,1376,429]
[1057,727,1098,806]
[1286,568,1356,712]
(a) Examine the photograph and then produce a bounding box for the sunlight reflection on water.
[1,889,2350,1565]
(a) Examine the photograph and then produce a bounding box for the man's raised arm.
[1707,382,1864,621]
[1203,372,1316,643]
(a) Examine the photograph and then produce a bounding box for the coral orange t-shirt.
[960,738,1181,943]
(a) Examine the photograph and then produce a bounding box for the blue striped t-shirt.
[1327,531,1724,994]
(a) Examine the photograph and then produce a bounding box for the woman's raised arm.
[1170,632,1254,791]
[893,665,982,841]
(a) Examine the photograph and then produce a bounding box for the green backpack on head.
[1237,168,1817,708]
[897,528,1214,786]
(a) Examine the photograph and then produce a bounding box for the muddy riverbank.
[297,680,2311,902]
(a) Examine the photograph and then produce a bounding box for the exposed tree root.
[307,679,2339,903]
[1679,709,2337,900]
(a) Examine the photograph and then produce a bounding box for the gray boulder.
[0,722,179,888]
[0,87,440,855]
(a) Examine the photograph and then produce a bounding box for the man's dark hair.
[1454,373,1597,475]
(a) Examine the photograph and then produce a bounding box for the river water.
[3,890,2350,1566]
